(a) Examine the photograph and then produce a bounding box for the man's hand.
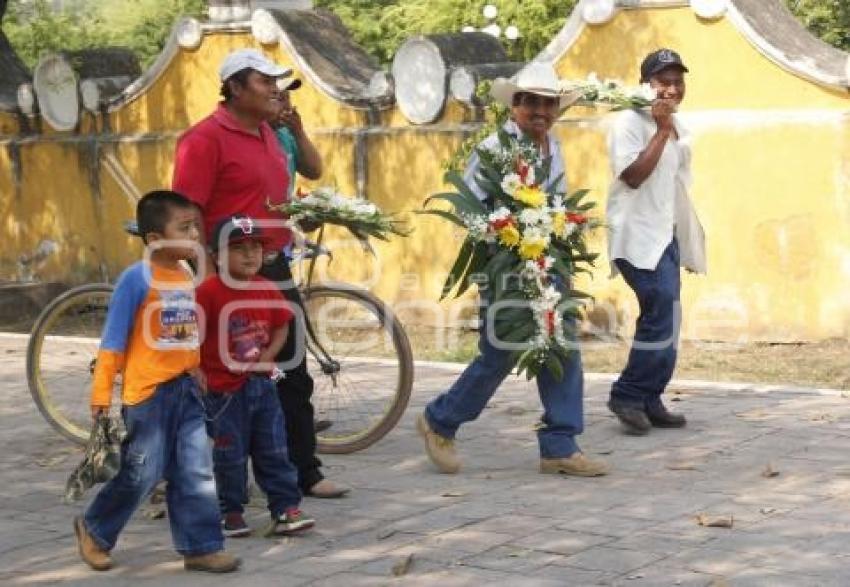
[651,99,677,133]
[277,106,305,137]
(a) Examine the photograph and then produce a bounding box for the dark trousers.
[259,256,323,491]
[610,239,681,409]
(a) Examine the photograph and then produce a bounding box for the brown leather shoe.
[74,516,112,571]
[184,551,241,573]
[416,413,460,474]
[607,399,652,435]
[306,479,350,499]
[540,453,609,477]
[646,403,687,428]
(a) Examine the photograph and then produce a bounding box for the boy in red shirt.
[197,215,314,537]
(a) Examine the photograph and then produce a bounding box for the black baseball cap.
[210,215,271,252]
[640,49,689,82]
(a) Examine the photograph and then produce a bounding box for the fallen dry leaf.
[144,507,166,520]
[377,529,397,540]
[670,397,682,402]
[441,491,466,498]
[35,455,67,468]
[667,462,698,471]
[759,507,776,515]
[391,554,414,576]
[762,464,780,478]
[696,514,734,528]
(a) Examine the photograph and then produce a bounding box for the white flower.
[519,208,544,226]
[587,72,600,85]
[637,83,657,101]
[501,173,522,195]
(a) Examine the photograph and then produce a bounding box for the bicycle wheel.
[302,285,413,454]
[26,283,115,445]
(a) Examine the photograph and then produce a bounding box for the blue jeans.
[83,375,223,556]
[426,302,585,458]
[203,376,301,518]
[611,239,681,409]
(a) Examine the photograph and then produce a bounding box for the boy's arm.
[91,265,149,413]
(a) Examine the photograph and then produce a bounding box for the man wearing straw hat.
[416,63,608,478]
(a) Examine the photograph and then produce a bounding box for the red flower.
[490,217,515,230]
[536,257,548,269]
[545,310,555,335]
[517,159,533,186]
[566,212,588,225]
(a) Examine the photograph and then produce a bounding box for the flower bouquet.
[269,186,409,243]
[563,73,656,110]
[422,130,600,379]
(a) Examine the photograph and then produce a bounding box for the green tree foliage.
[2,1,848,73]
[3,0,206,69]
[785,0,850,51]
[315,0,577,65]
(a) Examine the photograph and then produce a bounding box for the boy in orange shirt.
[74,190,239,573]
[197,215,314,537]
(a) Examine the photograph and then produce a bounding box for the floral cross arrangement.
[422,129,600,379]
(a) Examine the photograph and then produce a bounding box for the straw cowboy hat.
[490,62,581,109]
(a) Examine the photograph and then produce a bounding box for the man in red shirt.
[174,48,348,498]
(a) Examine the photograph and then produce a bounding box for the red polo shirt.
[173,104,291,250]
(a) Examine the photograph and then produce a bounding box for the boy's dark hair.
[136,190,195,243]
[220,68,254,101]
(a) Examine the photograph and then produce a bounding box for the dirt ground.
[411,326,850,390]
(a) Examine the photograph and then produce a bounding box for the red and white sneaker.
[272,507,315,535]
[222,512,251,538]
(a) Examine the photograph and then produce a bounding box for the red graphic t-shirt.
[196,275,293,392]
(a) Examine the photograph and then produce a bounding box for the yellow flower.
[519,236,547,260]
[513,185,546,208]
[498,224,521,247]
[552,212,566,236]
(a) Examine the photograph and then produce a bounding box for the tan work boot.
[74,516,112,571]
[184,551,241,573]
[540,453,609,477]
[416,413,460,474]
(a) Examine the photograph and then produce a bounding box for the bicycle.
[26,223,414,454]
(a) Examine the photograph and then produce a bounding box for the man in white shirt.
[606,49,706,435]
[416,63,608,478]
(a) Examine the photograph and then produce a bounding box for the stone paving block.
[510,528,614,556]
[607,565,720,587]
[457,544,564,573]
[553,545,665,574]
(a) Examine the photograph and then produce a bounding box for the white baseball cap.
[219,48,292,82]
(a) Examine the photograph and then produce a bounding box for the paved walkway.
[1,334,849,586]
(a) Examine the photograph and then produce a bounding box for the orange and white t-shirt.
[90,261,200,408]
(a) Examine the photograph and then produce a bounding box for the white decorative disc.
[582,0,616,26]
[691,0,727,20]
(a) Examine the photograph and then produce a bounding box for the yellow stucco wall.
[2,7,849,342]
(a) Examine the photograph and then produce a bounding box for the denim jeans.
[203,376,301,518]
[425,300,584,458]
[83,375,223,556]
[610,239,681,409]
